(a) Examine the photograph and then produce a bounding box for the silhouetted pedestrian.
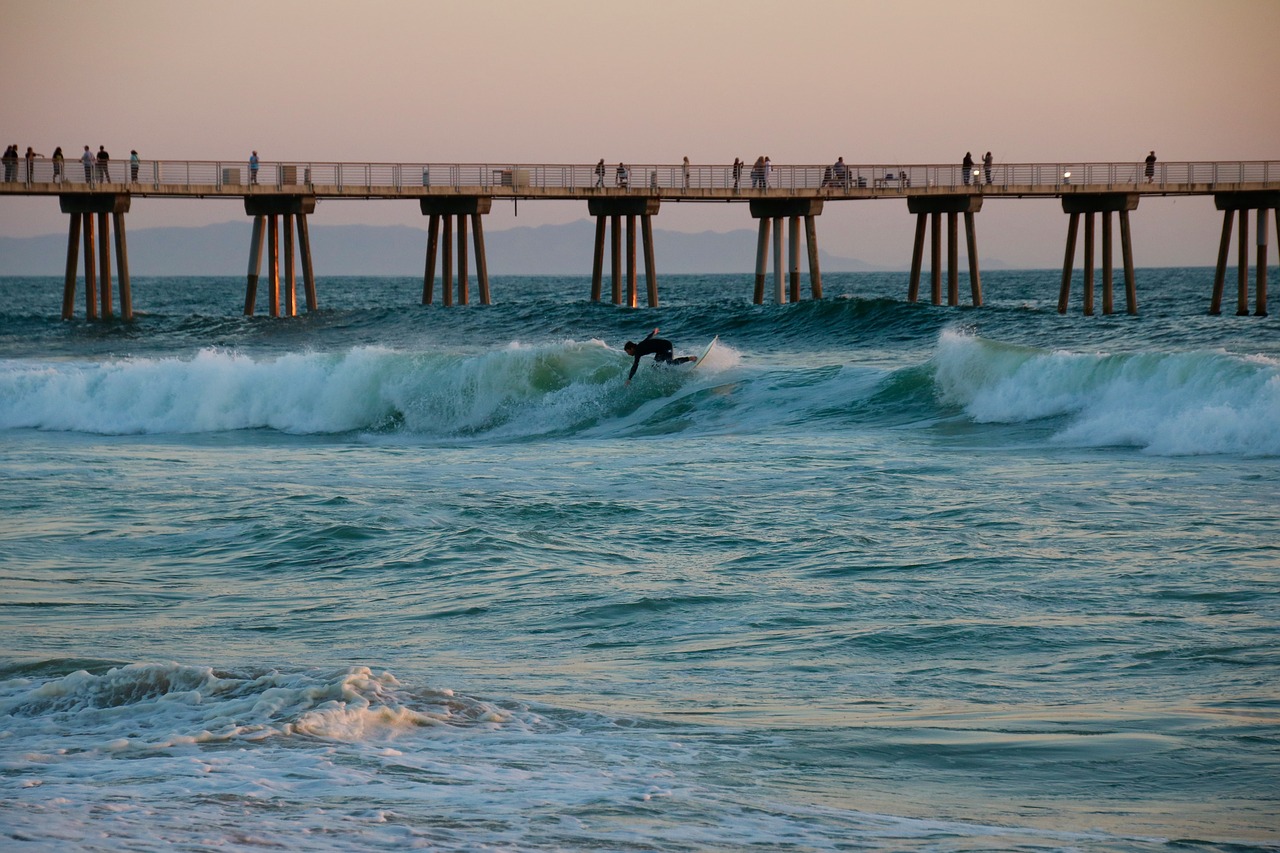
[24,147,42,183]
[962,151,974,186]
[616,162,628,189]
[983,151,993,185]
[52,146,64,183]
[250,151,259,184]
[595,158,605,187]
[682,156,690,189]
[1144,150,1156,183]
[732,157,743,190]
[96,145,110,183]
[130,150,139,182]
[1,145,16,182]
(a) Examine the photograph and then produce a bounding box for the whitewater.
[1,269,1277,851]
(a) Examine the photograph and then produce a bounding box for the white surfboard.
[694,336,718,367]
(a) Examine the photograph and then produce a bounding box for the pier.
[3,157,1278,319]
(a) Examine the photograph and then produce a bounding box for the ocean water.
[0,267,1277,852]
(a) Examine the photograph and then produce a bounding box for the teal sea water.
[1,268,1277,851]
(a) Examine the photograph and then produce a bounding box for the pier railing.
[3,157,1277,195]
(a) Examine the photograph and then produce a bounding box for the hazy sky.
[2,0,1277,267]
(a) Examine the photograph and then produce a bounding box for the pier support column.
[83,214,96,320]
[1059,194,1139,315]
[753,217,771,305]
[473,213,490,306]
[283,212,296,317]
[61,211,81,320]
[59,194,132,320]
[1258,208,1269,317]
[420,197,492,306]
[642,214,659,307]
[587,198,662,307]
[788,216,801,303]
[804,215,824,299]
[298,211,317,311]
[626,214,638,309]
[610,214,621,305]
[591,215,606,303]
[246,215,264,315]
[423,214,440,304]
[441,215,454,307]
[906,195,983,307]
[964,211,982,307]
[773,216,784,303]
[1211,192,1278,317]
[268,215,281,317]
[114,210,132,319]
[97,212,112,318]
[1083,212,1094,316]
[244,196,318,317]
[749,199,825,305]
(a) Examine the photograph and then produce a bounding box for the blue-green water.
[1,270,1277,851]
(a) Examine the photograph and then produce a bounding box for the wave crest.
[933,329,1280,456]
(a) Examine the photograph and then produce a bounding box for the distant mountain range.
[0,220,896,276]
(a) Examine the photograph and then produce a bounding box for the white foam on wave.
[0,342,629,438]
[933,328,1280,456]
[0,340,753,441]
[0,662,511,753]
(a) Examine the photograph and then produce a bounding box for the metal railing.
[2,156,1276,194]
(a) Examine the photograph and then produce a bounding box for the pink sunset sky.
[1,0,1277,268]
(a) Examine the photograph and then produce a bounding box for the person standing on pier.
[962,151,974,186]
[24,147,42,183]
[750,156,764,189]
[96,145,110,183]
[983,151,993,185]
[81,145,93,184]
[52,147,64,183]
[682,156,690,189]
[595,159,605,187]
[250,151,259,184]
[616,162,629,189]
[2,145,16,182]
[763,157,772,188]
[130,150,140,182]
[732,157,743,190]
[1145,150,1156,183]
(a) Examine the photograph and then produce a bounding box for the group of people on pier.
[961,151,995,186]
[3,144,141,185]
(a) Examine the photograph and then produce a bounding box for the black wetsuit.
[628,332,696,380]
[628,335,676,380]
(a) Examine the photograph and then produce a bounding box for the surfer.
[624,328,695,384]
